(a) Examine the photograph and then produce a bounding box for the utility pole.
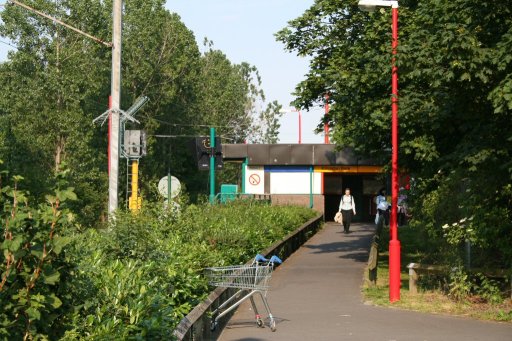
[109,0,122,214]
[9,0,121,214]
[209,127,216,204]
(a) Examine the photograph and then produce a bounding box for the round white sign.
[158,176,181,199]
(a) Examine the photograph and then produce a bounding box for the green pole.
[167,167,171,204]
[309,166,314,208]
[209,127,216,204]
[241,158,248,194]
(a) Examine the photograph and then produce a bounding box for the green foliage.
[0,0,283,225]
[278,0,512,277]
[0,164,76,340]
[473,274,504,305]
[3,156,316,339]
[448,268,472,302]
[61,201,316,338]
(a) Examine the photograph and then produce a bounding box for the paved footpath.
[219,222,512,341]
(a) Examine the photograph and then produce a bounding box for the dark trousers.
[341,209,353,232]
[378,209,389,226]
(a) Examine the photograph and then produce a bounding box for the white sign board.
[245,166,265,194]
[269,172,322,194]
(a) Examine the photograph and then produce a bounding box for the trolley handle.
[254,254,282,265]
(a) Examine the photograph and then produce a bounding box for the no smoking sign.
[249,174,260,186]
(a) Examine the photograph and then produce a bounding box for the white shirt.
[339,195,356,214]
[376,195,389,210]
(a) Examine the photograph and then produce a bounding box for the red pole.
[324,93,330,144]
[298,110,302,144]
[389,6,401,303]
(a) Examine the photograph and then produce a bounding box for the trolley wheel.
[256,318,264,328]
[270,319,276,332]
[210,320,218,332]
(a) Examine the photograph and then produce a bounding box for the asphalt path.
[218,222,512,341]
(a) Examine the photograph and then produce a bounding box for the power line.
[151,134,236,141]
[0,40,17,49]
[7,0,112,47]
[150,117,251,129]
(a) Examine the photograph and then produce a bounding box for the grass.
[363,225,512,323]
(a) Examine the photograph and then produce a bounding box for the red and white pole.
[389,5,401,303]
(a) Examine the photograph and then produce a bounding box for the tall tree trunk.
[55,135,66,172]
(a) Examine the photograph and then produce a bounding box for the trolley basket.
[205,254,282,332]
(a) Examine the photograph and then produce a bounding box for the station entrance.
[221,144,385,220]
[323,173,383,223]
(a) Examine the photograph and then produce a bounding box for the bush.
[62,200,316,339]
[0,166,77,340]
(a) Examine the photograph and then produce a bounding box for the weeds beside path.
[364,225,512,323]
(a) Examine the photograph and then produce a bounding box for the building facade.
[223,144,385,222]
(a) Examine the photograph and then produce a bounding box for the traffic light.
[191,136,223,170]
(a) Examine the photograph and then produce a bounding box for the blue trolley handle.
[254,254,282,264]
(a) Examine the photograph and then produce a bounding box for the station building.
[222,144,385,222]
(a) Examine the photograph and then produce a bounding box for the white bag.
[375,212,380,225]
[334,211,343,224]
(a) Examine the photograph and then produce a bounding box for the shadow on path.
[219,222,512,341]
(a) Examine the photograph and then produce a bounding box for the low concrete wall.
[173,213,323,340]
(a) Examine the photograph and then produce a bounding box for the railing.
[214,192,271,204]
[172,213,323,340]
[408,263,512,297]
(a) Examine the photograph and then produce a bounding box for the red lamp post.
[298,109,302,144]
[324,93,330,144]
[359,0,401,302]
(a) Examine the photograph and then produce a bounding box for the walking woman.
[338,188,356,234]
[375,188,390,226]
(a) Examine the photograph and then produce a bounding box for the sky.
[0,0,325,143]
[165,0,325,144]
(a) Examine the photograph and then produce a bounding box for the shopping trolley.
[205,254,282,332]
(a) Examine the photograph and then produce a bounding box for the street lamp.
[279,108,302,144]
[359,0,401,303]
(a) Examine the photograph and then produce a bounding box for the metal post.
[209,128,216,204]
[298,110,302,144]
[389,5,401,303]
[167,167,171,204]
[322,94,330,195]
[324,93,330,144]
[465,239,471,269]
[242,158,248,194]
[309,166,313,208]
[108,0,122,214]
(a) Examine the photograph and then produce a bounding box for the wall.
[271,194,324,214]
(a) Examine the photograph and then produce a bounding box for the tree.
[0,0,111,224]
[277,0,512,268]
[251,100,283,144]
[0,0,283,216]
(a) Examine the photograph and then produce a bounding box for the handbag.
[334,211,343,224]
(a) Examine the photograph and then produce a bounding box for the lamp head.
[358,0,398,12]
[279,108,298,114]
